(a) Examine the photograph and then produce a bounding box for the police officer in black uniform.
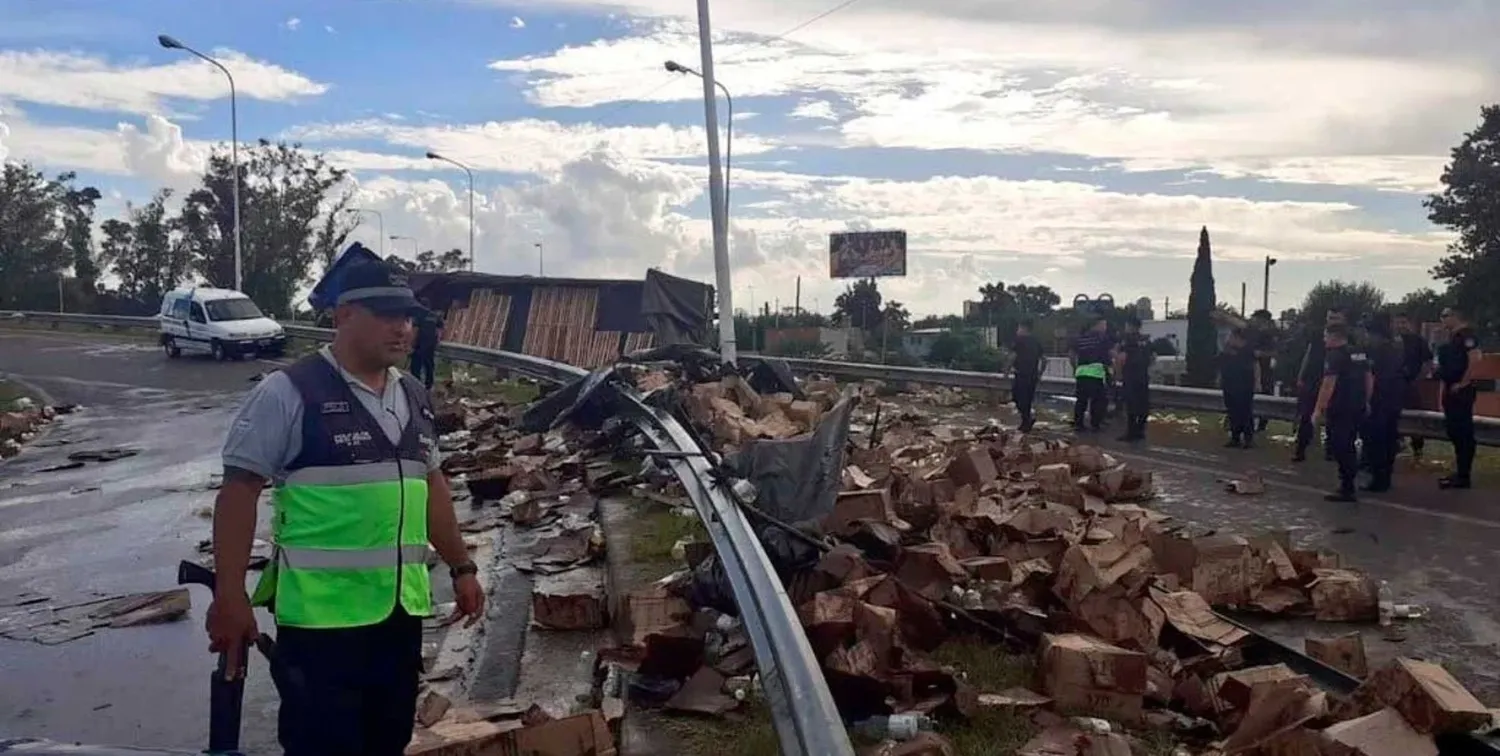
[1437,306,1481,490]
[1115,316,1152,442]
[1219,328,1259,448]
[1394,312,1434,460]
[1249,310,1279,432]
[1361,314,1404,492]
[1313,324,1368,502]
[1294,306,1348,462]
[1011,320,1046,432]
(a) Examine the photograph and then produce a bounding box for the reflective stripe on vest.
[1076,362,1107,380]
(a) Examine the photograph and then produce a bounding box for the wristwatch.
[449,560,479,579]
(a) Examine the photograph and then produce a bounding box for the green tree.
[1426,105,1500,335]
[926,328,1003,371]
[975,282,1015,320]
[1007,283,1060,316]
[1185,226,1219,387]
[0,163,94,311]
[1299,281,1385,327]
[99,190,185,306]
[767,336,831,358]
[176,140,357,316]
[833,278,883,328]
[388,248,469,273]
[1390,288,1445,326]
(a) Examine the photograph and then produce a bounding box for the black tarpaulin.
[594,282,649,333]
[641,269,712,346]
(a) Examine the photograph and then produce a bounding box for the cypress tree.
[1185,226,1219,387]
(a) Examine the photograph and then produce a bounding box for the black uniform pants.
[1013,373,1039,430]
[1122,379,1150,438]
[1328,412,1363,493]
[278,610,423,756]
[410,347,437,389]
[1364,402,1402,484]
[1444,385,1478,480]
[1295,387,1330,454]
[1223,387,1255,440]
[1255,367,1275,431]
[1074,376,1106,430]
[1405,383,1426,457]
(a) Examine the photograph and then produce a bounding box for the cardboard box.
[1038,633,1147,722]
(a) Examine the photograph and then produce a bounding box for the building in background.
[1134,297,1155,321]
[1138,319,1233,352]
[901,325,999,360]
[763,326,859,358]
[409,269,712,369]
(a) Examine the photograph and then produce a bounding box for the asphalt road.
[0,331,281,753]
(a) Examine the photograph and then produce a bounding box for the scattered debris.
[0,588,190,644]
[66,447,139,463]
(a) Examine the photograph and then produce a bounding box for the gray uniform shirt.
[223,347,441,484]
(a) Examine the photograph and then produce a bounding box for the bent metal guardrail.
[0,310,854,756]
[5,310,1498,446]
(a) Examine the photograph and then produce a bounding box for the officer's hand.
[449,573,485,628]
[206,593,258,679]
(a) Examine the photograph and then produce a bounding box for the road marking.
[1106,446,1500,530]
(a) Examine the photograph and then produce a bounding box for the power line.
[590,0,866,123]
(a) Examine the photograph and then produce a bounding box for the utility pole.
[694,0,735,364]
[1240,282,1247,317]
[1262,256,1278,313]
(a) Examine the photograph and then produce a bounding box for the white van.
[157,287,286,360]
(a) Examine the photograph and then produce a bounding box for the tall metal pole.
[159,35,241,291]
[425,152,476,271]
[693,0,736,364]
[664,61,732,221]
[1240,282,1247,317]
[535,243,544,276]
[1262,256,1277,313]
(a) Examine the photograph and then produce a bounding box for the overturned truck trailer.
[409,269,714,369]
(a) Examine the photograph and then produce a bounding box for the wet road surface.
[1,332,281,752]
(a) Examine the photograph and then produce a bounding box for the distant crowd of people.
[1006,305,1482,501]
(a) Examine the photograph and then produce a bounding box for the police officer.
[1249,310,1279,432]
[1011,319,1046,432]
[1312,323,1368,502]
[1072,316,1113,433]
[1362,314,1404,492]
[1219,327,1259,448]
[1294,306,1348,462]
[209,261,485,755]
[1115,316,1152,442]
[1393,312,1434,460]
[410,301,445,390]
[1437,305,1481,490]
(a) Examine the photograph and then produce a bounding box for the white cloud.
[325,25,338,34]
[487,16,1484,191]
[789,100,838,121]
[286,117,782,175]
[510,16,526,28]
[284,17,302,31]
[0,50,328,116]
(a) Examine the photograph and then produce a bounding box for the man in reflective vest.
[208,261,484,755]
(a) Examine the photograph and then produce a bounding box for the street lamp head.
[157,34,183,49]
[664,60,685,73]
[1268,257,1279,266]
[389,235,402,240]
[425,151,442,160]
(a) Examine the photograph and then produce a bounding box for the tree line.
[0,142,464,320]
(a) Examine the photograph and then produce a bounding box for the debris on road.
[1220,471,1266,495]
[0,587,190,644]
[1,396,64,459]
[66,446,139,463]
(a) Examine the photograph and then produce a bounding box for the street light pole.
[664,60,732,219]
[1262,256,1278,313]
[345,208,385,255]
[689,0,735,363]
[159,34,241,292]
[425,152,475,271]
[535,243,544,276]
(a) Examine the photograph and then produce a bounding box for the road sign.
[830,230,907,278]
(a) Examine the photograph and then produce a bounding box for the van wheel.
[164,337,181,359]
[211,340,227,361]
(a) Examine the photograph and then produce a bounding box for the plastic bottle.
[1393,603,1428,620]
[852,714,934,741]
[1377,581,1394,627]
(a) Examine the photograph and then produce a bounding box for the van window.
[190,303,207,324]
[170,299,191,320]
[205,297,264,322]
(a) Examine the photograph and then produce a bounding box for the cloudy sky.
[0,0,1489,318]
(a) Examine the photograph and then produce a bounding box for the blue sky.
[1,0,1492,317]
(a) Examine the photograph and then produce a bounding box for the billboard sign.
[829,230,907,279]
